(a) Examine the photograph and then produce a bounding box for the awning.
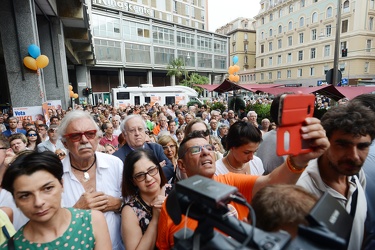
[193,84,220,92]
[212,79,246,93]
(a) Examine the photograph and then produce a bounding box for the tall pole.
[333,0,342,86]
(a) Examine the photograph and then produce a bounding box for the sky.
[207,0,261,32]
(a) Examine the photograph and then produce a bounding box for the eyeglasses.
[27,134,37,137]
[162,144,176,150]
[181,144,214,158]
[56,153,66,157]
[64,130,97,142]
[48,128,57,133]
[133,166,159,182]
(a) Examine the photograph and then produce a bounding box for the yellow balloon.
[36,55,49,69]
[228,66,235,75]
[233,75,240,82]
[69,85,73,91]
[73,93,79,99]
[69,91,74,98]
[23,56,38,70]
[233,65,240,73]
[229,74,236,82]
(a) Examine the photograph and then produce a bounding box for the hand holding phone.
[276,94,315,156]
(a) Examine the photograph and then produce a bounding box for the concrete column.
[76,65,90,104]
[0,0,45,107]
[119,68,125,87]
[147,70,153,85]
[208,73,212,98]
[170,75,176,86]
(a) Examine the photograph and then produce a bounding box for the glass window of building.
[287,70,291,78]
[277,71,281,79]
[232,44,236,52]
[125,43,151,63]
[299,33,304,44]
[289,5,293,13]
[261,58,264,67]
[261,73,264,80]
[177,50,195,67]
[324,45,330,57]
[310,67,315,76]
[365,62,369,73]
[343,0,349,13]
[191,6,195,18]
[269,28,273,37]
[152,26,174,46]
[173,0,177,12]
[312,29,317,40]
[298,68,302,77]
[287,53,292,63]
[371,0,374,9]
[244,33,248,40]
[311,48,316,59]
[214,55,226,70]
[261,44,264,53]
[288,36,293,46]
[299,17,304,27]
[244,44,248,51]
[370,17,374,31]
[214,40,226,54]
[154,47,174,65]
[312,12,318,23]
[269,57,273,66]
[198,53,212,68]
[94,39,122,62]
[261,31,264,39]
[341,41,347,50]
[92,15,121,39]
[278,39,282,49]
[367,40,372,52]
[288,21,293,31]
[278,25,282,34]
[269,42,273,51]
[277,55,282,64]
[298,51,303,61]
[327,7,333,18]
[268,72,272,80]
[244,56,248,64]
[270,13,273,21]
[122,21,151,43]
[177,31,195,49]
[262,17,265,24]
[300,0,305,8]
[342,20,348,33]
[279,8,283,18]
[326,25,332,37]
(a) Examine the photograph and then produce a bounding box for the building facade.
[216,17,257,84]
[89,0,228,104]
[255,0,375,86]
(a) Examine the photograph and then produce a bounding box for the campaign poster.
[13,106,44,128]
[175,94,186,105]
[150,95,162,106]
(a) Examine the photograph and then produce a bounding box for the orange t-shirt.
[156,173,259,250]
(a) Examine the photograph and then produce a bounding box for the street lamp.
[332,0,342,86]
[184,52,190,83]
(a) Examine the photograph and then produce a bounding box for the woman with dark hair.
[0,151,111,249]
[25,128,42,151]
[215,121,265,176]
[121,149,171,250]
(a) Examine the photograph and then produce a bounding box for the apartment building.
[255,0,375,86]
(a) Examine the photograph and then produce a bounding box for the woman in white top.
[215,120,264,176]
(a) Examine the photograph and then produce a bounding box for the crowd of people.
[0,92,373,249]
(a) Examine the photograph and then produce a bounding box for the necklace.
[70,155,96,182]
[226,155,246,173]
[134,195,152,216]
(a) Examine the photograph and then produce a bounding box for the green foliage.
[187,100,202,108]
[229,97,246,112]
[245,103,271,123]
[166,58,187,84]
[180,73,209,96]
[209,102,226,113]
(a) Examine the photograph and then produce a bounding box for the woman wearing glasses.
[121,149,171,250]
[25,129,42,151]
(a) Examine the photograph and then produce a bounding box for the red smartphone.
[276,93,315,156]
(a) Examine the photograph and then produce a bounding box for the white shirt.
[61,152,124,250]
[215,156,265,176]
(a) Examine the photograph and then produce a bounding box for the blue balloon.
[28,44,41,59]
[233,56,239,64]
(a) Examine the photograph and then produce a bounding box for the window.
[365,62,369,73]
[371,0,375,9]
[268,72,272,79]
[370,17,374,31]
[287,53,292,63]
[299,33,304,44]
[343,0,349,13]
[312,12,318,23]
[277,71,281,79]
[233,44,236,52]
[154,47,174,65]
[287,70,291,78]
[279,8,283,18]
[278,39,282,49]
[244,56,248,64]
[278,25,282,34]
[244,33,248,40]
[269,28,273,37]
[299,17,304,27]
[152,26,175,46]
[261,73,264,80]
[262,17,265,24]
[312,29,317,40]
[341,41,347,50]
[327,7,333,18]
[269,42,273,51]
[173,0,177,12]
[298,51,303,61]
[367,40,372,52]
[261,44,264,53]
[342,20,348,33]
[233,33,236,41]
[261,32,264,39]
[288,36,293,46]
[311,48,316,59]
[289,5,293,13]
[244,44,248,51]
[270,13,273,21]
[278,55,282,64]
[310,67,315,76]
[298,68,302,77]
[300,0,305,8]
[177,31,195,49]
[197,53,212,68]
[324,45,331,57]
[288,21,293,31]
[326,25,332,37]
[269,57,273,66]
[261,59,264,67]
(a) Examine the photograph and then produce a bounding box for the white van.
[111,85,200,107]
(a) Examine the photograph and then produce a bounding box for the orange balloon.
[233,75,240,82]
[69,91,74,98]
[233,65,240,73]
[73,93,79,99]
[228,66,235,75]
[36,55,49,69]
[23,56,38,70]
[229,74,236,82]
[69,85,73,91]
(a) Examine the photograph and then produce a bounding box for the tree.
[166,58,187,84]
[181,73,209,96]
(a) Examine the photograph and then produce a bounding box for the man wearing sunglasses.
[58,110,124,250]
[36,124,66,153]
[156,117,330,249]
